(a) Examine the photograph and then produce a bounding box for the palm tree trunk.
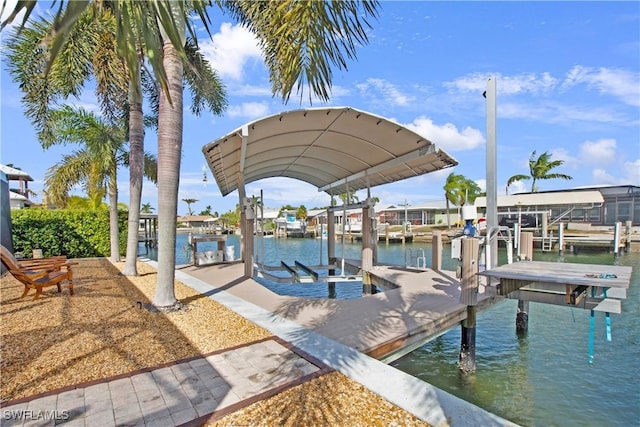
[123,73,144,276]
[153,36,183,309]
[446,198,452,230]
[108,164,120,262]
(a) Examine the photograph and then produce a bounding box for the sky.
[1,1,639,216]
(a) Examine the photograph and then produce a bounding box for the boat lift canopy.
[202,106,458,197]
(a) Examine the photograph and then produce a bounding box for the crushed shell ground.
[1,258,430,426]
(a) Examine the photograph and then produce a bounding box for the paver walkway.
[1,338,327,427]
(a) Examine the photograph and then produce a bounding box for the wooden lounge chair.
[1,245,75,300]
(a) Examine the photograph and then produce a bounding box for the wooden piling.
[362,206,373,273]
[459,238,479,306]
[519,232,534,261]
[431,231,442,271]
[327,211,336,276]
[516,300,529,336]
[243,212,255,278]
[516,231,534,335]
[459,237,479,373]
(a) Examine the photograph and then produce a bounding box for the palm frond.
[183,37,227,116]
[220,0,379,104]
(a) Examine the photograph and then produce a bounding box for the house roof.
[0,164,33,181]
[177,215,215,222]
[9,190,32,206]
[202,107,458,197]
[475,190,604,208]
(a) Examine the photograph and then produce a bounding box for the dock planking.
[479,261,631,288]
[182,261,503,362]
[479,261,632,313]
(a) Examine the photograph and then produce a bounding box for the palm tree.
[4,5,226,278]
[43,106,157,260]
[43,106,126,261]
[199,205,213,216]
[339,193,360,205]
[443,172,482,229]
[182,198,198,216]
[141,203,155,213]
[152,1,380,310]
[4,0,381,310]
[507,150,573,193]
[1,1,214,99]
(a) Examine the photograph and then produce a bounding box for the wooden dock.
[478,261,631,312]
[538,234,628,252]
[182,261,503,363]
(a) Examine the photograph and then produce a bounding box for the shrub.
[10,208,127,258]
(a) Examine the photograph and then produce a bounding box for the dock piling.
[613,222,621,256]
[516,232,534,335]
[459,305,477,373]
[432,231,442,271]
[459,237,479,373]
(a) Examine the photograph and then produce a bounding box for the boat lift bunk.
[256,260,361,284]
[279,260,319,283]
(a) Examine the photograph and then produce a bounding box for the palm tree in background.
[338,193,360,205]
[44,106,157,260]
[43,106,132,261]
[181,198,198,216]
[443,172,482,229]
[507,150,573,193]
[141,203,155,214]
[3,0,381,310]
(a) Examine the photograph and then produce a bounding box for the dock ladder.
[404,248,427,269]
[541,231,554,252]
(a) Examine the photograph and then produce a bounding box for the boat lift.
[257,260,361,284]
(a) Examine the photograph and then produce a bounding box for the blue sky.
[1,1,639,216]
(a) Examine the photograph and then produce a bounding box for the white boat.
[345,220,362,233]
[276,211,304,231]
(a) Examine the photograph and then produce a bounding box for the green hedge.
[10,208,128,258]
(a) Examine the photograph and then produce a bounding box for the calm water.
[144,234,640,427]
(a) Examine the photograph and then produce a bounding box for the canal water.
[143,233,639,427]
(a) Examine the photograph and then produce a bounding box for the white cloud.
[622,159,640,185]
[406,116,484,151]
[247,178,331,209]
[229,84,273,97]
[590,157,640,186]
[444,72,558,96]
[550,147,579,170]
[356,78,414,106]
[227,102,270,119]
[592,168,618,185]
[199,22,263,81]
[562,66,640,107]
[507,180,528,195]
[579,138,617,166]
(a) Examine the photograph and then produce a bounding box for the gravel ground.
[1,258,430,426]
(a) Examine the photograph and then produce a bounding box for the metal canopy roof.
[202,107,458,197]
